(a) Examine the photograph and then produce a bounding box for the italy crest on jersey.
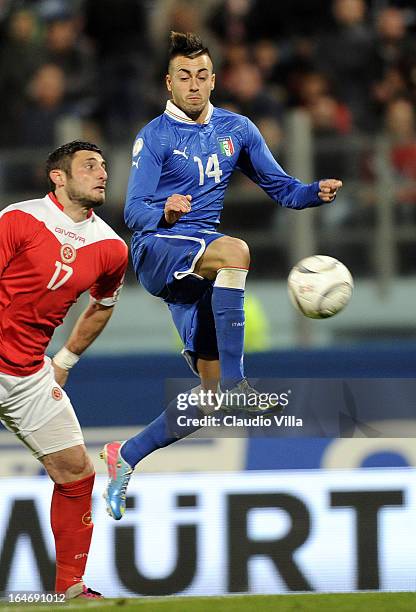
[218,136,234,157]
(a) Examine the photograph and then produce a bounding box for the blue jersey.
[125,100,322,237]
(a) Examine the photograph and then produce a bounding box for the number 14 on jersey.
[193,154,222,186]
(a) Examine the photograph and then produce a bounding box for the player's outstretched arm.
[163,193,192,225]
[52,302,114,387]
[318,179,343,203]
[241,118,343,209]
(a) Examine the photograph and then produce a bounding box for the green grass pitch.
[1,592,416,611]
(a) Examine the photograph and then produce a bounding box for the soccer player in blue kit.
[101,32,342,519]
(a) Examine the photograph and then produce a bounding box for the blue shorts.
[131,228,225,374]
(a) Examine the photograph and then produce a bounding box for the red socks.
[50,473,95,593]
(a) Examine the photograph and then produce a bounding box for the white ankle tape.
[214,267,248,290]
[53,347,80,370]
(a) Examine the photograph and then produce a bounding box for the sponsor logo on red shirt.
[55,227,86,244]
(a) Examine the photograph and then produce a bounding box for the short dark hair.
[168,31,212,69]
[46,140,103,191]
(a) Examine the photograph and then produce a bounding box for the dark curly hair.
[46,141,103,191]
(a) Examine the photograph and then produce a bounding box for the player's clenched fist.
[318,179,343,203]
[164,194,192,224]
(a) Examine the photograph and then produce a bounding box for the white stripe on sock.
[214,268,248,290]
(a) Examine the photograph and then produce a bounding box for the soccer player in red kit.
[0,141,128,599]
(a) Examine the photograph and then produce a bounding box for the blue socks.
[120,395,205,468]
[212,285,245,387]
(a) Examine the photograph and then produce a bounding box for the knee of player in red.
[50,473,95,593]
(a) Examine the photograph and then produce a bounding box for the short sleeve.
[89,240,128,306]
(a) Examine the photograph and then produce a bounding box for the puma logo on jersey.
[55,227,85,244]
[132,159,140,169]
[173,147,189,159]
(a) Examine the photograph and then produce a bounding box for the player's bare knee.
[217,237,250,269]
[68,452,94,478]
[234,238,250,268]
[70,447,93,475]
[43,445,94,482]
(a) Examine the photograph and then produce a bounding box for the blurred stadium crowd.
[1,0,416,279]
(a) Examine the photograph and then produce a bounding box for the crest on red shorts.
[61,243,76,264]
[51,387,63,401]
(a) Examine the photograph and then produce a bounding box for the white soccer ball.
[287,255,353,319]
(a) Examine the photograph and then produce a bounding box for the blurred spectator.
[41,6,96,114]
[378,7,416,105]
[19,63,69,146]
[292,71,330,108]
[83,0,151,142]
[168,0,207,34]
[371,7,416,122]
[0,8,43,147]
[314,0,378,131]
[360,97,416,228]
[293,72,352,134]
[220,41,249,68]
[209,41,246,106]
[375,6,412,67]
[208,0,252,45]
[309,94,353,184]
[291,71,354,211]
[384,98,416,215]
[4,62,80,194]
[252,39,290,103]
[252,40,280,82]
[309,95,352,137]
[220,61,283,121]
[274,38,317,108]
[372,66,408,113]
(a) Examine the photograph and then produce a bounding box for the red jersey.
[0,193,128,376]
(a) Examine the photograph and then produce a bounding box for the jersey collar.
[48,192,93,219]
[164,100,214,125]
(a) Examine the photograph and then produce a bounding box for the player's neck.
[175,101,210,124]
[63,202,91,223]
[192,106,209,125]
[52,191,91,223]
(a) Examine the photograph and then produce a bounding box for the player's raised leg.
[195,235,282,410]
[194,235,249,388]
